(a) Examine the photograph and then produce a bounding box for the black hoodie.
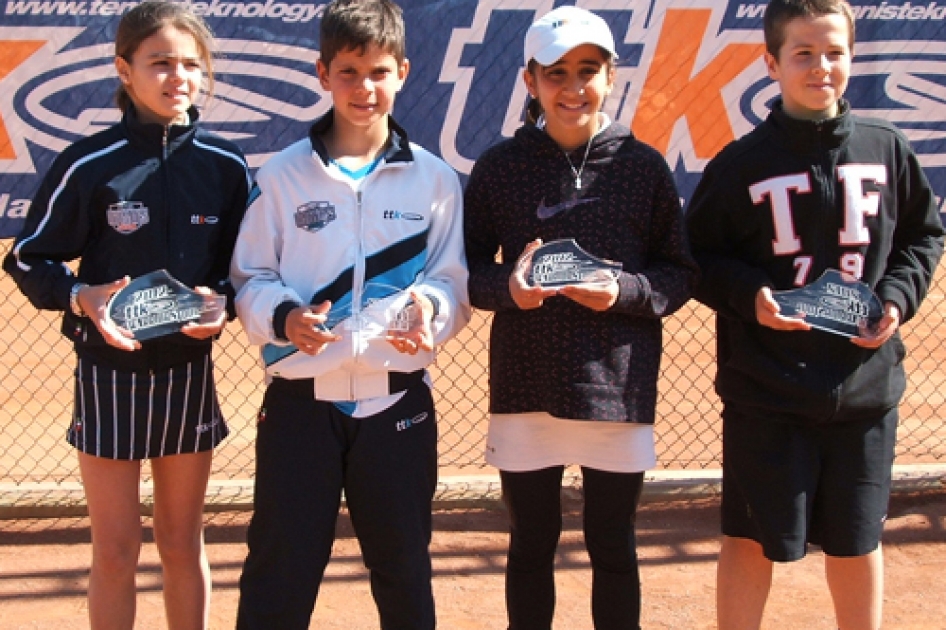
[464,119,697,423]
[686,99,944,423]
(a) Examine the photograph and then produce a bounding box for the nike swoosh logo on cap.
[536,197,598,220]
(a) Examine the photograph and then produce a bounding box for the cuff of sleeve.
[736,276,774,323]
[422,292,441,320]
[273,300,301,341]
[216,279,238,321]
[613,272,643,311]
[58,276,79,313]
[876,285,910,323]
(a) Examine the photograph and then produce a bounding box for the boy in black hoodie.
[686,1,943,628]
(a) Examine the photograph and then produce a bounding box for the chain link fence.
[1,237,944,509]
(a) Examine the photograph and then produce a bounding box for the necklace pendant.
[563,136,592,192]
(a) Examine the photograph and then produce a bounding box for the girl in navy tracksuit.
[464,7,697,628]
[3,2,249,626]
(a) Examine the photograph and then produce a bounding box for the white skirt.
[485,412,656,473]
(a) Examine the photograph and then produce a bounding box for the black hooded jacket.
[686,99,944,423]
[465,119,697,423]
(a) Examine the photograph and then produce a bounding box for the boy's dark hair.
[763,0,855,58]
[319,0,406,68]
[115,0,215,112]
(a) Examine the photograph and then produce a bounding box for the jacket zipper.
[351,188,366,383]
[162,126,171,271]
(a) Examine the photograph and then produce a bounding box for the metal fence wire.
[1,239,944,494]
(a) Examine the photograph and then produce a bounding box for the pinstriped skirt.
[68,355,228,460]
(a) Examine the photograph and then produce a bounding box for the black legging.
[500,466,645,630]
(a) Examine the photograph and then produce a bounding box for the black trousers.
[501,466,645,630]
[236,379,438,629]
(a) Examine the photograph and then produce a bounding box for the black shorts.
[68,355,228,460]
[721,406,897,561]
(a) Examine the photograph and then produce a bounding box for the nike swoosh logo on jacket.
[536,196,598,220]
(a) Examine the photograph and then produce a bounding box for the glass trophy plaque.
[106,269,226,341]
[527,239,622,288]
[360,283,421,337]
[316,283,420,338]
[772,269,883,338]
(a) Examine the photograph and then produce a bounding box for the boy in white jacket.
[230,1,469,627]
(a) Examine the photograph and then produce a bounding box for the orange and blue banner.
[1,0,944,237]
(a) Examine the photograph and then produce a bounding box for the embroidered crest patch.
[107,201,150,235]
[295,201,336,232]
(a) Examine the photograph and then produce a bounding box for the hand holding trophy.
[770,269,883,338]
[105,269,227,342]
[384,290,435,355]
[357,283,434,355]
[521,238,622,311]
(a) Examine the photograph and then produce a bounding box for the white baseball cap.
[524,5,617,66]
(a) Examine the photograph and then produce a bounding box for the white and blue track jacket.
[230,112,470,401]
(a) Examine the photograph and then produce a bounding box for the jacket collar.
[121,104,199,156]
[767,98,853,154]
[516,113,632,159]
[308,108,413,167]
